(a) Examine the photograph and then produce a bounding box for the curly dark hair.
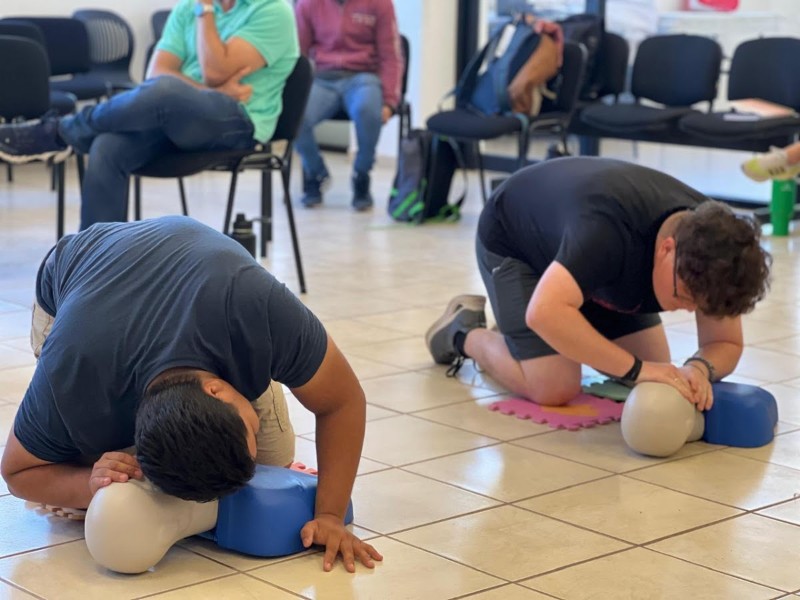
[135,374,255,502]
[675,200,772,317]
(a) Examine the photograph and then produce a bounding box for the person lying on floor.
[426,157,772,410]
[0,216,381,573]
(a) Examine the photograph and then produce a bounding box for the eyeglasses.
[672,244,694,305]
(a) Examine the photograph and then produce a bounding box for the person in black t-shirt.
[1,217,381,573]
[426,157,772,411]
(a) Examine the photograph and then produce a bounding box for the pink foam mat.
[489,394,624,430]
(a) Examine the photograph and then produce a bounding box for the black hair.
[135,374,255,502]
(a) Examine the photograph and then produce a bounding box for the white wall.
[1,0,176,83]
[374,0,459,158]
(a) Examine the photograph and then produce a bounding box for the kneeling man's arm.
[1,430,140,509]
[527,261,689,393]
[291,336,382,572]
[692,312,744,381]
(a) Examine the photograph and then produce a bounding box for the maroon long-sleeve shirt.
[295,0,403,109]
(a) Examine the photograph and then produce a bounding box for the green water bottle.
[770,179,796,236]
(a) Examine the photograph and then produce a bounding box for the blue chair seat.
[581,103,696,133]
[679,111,800,142]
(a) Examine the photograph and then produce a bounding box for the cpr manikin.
[85,478,217,573]
[621,382,705,457]
[84,465,354,574]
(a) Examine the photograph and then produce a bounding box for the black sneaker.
[0,117,72,164]
[425,295,487,365]
[301,171,330,208]
[351,172,374,211]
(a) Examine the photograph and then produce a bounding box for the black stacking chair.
[151,10,171,41]
[581,34,722,134]
[679,37,800,148]
[326,35,412,152]
[131,57,313,293]
[426,41,587,203]
[9,16,110,102]
[0,34,68,239]
[0,20,77,117]
[73,9,136,93]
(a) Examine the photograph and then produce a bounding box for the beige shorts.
[31,301,295,467]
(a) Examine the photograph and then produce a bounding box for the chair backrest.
[631,34,722,107]
[542,41,587,114]
[0,19,46,49]
[728,37,800,111]
[272,56,314,142]
[5,16,91,76]
[73,9,134,72]
[151,10,171,41]
[592,32,629,99]
[0,35,51,120]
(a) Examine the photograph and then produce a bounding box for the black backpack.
[559,13,604,100]
[454,16,545,115]
[388,129,466,223]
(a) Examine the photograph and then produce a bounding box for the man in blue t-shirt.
[0,216,381,573]
[426,158,772,411]
[0,0,298,231]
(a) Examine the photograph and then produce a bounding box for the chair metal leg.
[50,163,56,191]
[281,164,306,294]
[476,150,488,205]
[223,170,240,235]
[178,178,188,216]
[134,176,142,221]
[56,161,65,240]
[260,169,273,258]
[6,163,12,183]
[76,154,85,188]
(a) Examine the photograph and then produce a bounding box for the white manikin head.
[85,479,219,574]
[621,381,705,457]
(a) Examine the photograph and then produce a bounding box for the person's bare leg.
[465,328,581,406]
[785,141,800,164]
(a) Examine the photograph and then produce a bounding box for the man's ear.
[657,235,676,258]
[200,377,225,398]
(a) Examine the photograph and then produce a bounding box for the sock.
[454,331,469,358]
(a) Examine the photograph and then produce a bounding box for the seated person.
[294,0,403,211]
[0,216,381,573]
[426,157,772,410]
[0,0,298,231]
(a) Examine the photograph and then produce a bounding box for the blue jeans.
[58,76,256,230]
[294,72,383,179]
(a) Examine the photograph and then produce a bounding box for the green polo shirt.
[157,0,299,142]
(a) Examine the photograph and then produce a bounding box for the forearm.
[313,392,366,521]
[531,305,638,377]
[689,341,742,381]
[197,16,234,87]
[6,463,92,509]
[146,65,207,89]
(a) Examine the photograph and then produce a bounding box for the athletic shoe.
[741,147,800,182]
[301,171,331,208]
[351,171,374,211]
[0,117,72,164]
[425,294,487,365]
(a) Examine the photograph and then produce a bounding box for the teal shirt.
[157,0,299,142]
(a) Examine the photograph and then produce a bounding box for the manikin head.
[652,201,772,316]
[135,370,259,502]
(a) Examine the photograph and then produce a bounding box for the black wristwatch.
[620,356,642,385]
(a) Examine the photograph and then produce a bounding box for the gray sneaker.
[425,294,487,365]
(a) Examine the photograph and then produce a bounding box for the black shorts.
[476,236,662,361]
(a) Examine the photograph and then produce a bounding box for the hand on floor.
[301,513,383,572]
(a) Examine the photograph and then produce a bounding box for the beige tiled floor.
[1,153,800,598]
